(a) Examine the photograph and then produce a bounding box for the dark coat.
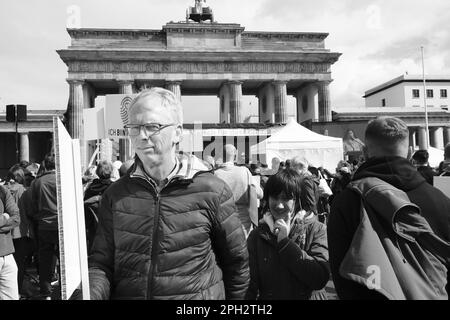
[246,213,329,300]
[0,185,20,257]
[84,178,113,201]
[329,157,450,300]
[30,171,58,231]
[88,155,249,300]
[416,165,437,185]
[300,174,319,214]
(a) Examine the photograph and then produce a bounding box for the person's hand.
[2,213,10,220]
[274,219,289,242]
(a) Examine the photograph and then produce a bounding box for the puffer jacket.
[246,212,329,300]
[88,155,249,300]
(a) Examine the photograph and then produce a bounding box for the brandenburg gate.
[57,3,341,167]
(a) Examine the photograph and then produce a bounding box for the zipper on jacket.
[147,193,161,299]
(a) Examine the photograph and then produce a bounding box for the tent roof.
[253,118,341,147]
[265,118,341,143]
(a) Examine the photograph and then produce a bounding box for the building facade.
[364,74,450,110]
[0,110,60,176]
[56,4,341,168]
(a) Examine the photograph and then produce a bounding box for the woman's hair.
[96,161,114,180]
[6,165,25,185]
[263,169,303,213]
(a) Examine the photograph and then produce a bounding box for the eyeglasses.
[124,123,177,137]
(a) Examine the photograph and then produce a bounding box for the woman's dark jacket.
[84,178,113,201]
[246,213,329,300]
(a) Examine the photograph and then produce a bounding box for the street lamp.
[420,46,430,150]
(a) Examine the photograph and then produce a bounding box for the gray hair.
[224,144,237,162]
[129,87,183,124]
[290,156,309,174]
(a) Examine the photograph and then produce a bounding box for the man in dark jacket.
[30,153,59,299]
[88,87,249,300]
[0,184,20,300]
[328,117,450,300]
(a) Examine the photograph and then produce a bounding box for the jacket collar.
[129,153,209,190]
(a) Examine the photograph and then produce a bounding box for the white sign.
[434,176,450,198]
[54,117,90,300]
[83,106,106,140]
[104,94,137,140]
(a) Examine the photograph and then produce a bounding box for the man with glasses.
[87,87,249,300]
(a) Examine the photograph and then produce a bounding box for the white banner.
[104,94,137,140]
[54,117,90,300]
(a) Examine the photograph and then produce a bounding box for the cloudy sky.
[1,0,449,122]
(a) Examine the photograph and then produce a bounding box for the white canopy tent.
[251,118,344,171]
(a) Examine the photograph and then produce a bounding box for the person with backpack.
[328,117,450,300]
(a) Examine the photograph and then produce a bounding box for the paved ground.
[20,265,338,300]
[325,279,339,300]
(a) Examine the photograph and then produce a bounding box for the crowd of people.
[0,87,448,300]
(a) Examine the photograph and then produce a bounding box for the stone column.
[273,81,288,123]
[317,81,332,122]
[444,127,450,146]
[165,81,182,101]
[430,127,444,150]
[228,81,242,124]
[118,81,134,161]
[67,79,86,169]
[67,80,85,139]
[408,127,417,150]
[19,132,29,162]
[417,126,428,150]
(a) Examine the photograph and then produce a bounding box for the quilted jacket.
[88,154,249,300]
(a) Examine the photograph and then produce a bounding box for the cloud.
[1,0,450,114]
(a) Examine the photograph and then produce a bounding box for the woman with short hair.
[246,169,330,300]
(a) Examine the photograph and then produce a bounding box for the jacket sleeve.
[277,223,329,290]
[245,230,259,300]
[88,191,114,300]
[328,190,385,300]
[0,186,20,233]
[212,183,250,300]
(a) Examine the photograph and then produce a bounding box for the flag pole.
[421,46,430,150]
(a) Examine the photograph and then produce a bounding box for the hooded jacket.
[88,154,249,300]
[246,212,329,300]
[329,156,450,300]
